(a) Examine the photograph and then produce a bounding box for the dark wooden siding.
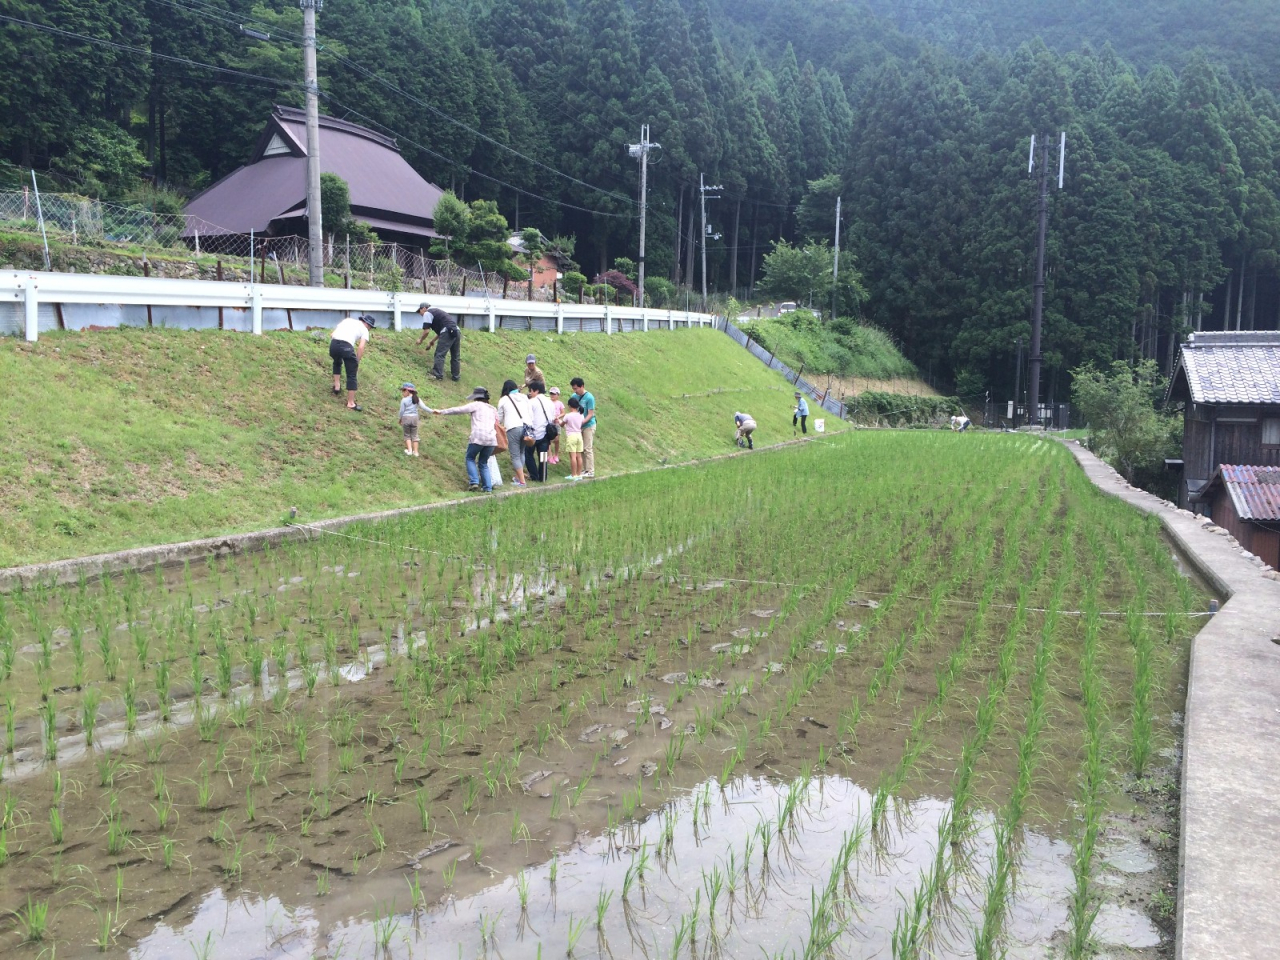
[1212,419,1280,470]
[1210,496,1280,568]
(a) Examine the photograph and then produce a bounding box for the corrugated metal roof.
[1218,464,1280,521]
[1175,331,1280,405]
[185,106,443,236]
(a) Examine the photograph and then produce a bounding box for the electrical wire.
[318,48,637,207]
[320,94,638,220]
[0,12,304,90]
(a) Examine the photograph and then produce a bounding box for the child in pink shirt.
[559,395,586,480]
[548,386,566,464]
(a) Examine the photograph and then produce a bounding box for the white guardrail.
[0,271,719,341]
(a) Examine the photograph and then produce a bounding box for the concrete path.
[1063,441,1280,960]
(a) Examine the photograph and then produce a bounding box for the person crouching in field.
[734,411,757,449]
[950,414,971,432]
[398,382,433,457]
[433,386,498,493]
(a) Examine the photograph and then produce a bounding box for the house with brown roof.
[1193,465,1280,568]
[1166,330,1280,507]
[184,105,444,249]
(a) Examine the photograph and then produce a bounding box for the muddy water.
[129,775,1160,959]
[0,490,1202,958]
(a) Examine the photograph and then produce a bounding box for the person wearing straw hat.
[433,386,498,492]
[415,302,461,381]
[330,313,375,411]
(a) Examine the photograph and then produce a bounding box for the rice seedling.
[16,896,49,943]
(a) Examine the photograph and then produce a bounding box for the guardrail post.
[667,309,673,331]
[23,278,38,342]
[642,310,649,333]
[487,301,496,333]
[392,297,402,333]
[556,302,564,335]
[251,287,263,335]
[604,304,612,335]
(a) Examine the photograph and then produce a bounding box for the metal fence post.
[604,304,612,335]
[487,301,496,334]
[642,310,648,333]
[251,288,263,335]
[23,278,39,342]
[392,297,402,333]
[556,302,564,335]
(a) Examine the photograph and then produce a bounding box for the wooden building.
[1166,331,1280,507]
[1193,464,1280,568]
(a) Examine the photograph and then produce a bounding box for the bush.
[644,276,676,308]
[560,271,589,298]
[1073,359,1179,482]
[846,392,962,427]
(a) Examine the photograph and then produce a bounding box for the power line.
[137,0,641,212]
[319,48,637,208]
[0,12,303,90]
[320,95,637,220]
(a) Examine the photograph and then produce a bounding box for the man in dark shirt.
[415,302,461,381]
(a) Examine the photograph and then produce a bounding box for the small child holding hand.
[559,395,586,480]
[398,382,433,457]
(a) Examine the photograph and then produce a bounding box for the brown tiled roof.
[185,106,443,239]
[1201,464,1280,521]
[1169,331,1280,405]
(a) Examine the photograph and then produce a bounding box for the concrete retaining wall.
[1062,440,1280,960]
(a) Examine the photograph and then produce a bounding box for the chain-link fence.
[0,189,615,302]
[719,319,847,419]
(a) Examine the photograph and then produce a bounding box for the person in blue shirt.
[570,377,597,477]
[793,392,809,435]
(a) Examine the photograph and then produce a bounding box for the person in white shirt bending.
[330,314,375,411]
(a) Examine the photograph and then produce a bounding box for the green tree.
[758,240,865,317]
[1072,359,1177,481]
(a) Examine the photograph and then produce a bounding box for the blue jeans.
[466,443,496,491]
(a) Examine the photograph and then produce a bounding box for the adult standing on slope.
[416,302,461,381]
[793,391,809,435]
[570,377,597,477]
[330,313,375,411]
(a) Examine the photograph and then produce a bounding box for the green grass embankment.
[0,326,843,566]
[736,309,919,384]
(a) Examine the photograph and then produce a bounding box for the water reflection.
[128,775,1160,960]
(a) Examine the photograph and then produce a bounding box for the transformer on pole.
[699,173,723,311]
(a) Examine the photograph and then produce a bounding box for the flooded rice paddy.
[0,434,1205,958]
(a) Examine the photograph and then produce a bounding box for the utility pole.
[699,173,722,310]
[301,0,324,287]
[831,195,841,321]
[1013,336,1023,427]
[628,125,660,308]
[1027,132,1064,426]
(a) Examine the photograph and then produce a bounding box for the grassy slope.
[735,312,931,394]
[0,327,843,566]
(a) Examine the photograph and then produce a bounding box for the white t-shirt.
[497,392,534,429]
[331,316,370,347]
